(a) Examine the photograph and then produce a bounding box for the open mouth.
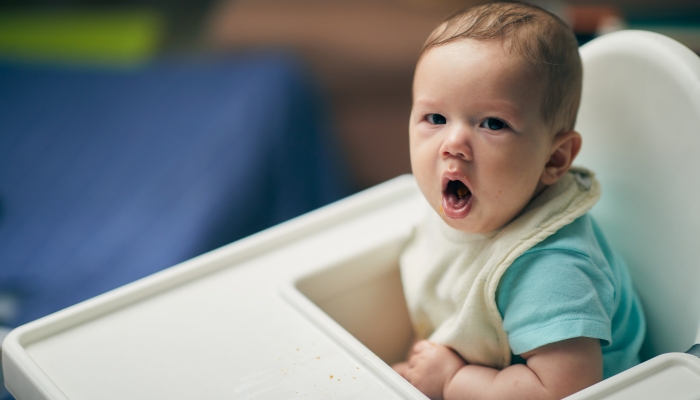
[442,178,472,219]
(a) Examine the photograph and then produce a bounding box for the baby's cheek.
[490,166,540,206]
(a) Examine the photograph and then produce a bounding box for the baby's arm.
[397,337,602,400]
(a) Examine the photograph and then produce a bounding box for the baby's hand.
[392,340,466,400]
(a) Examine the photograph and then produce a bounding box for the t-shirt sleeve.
[496,248,614,355]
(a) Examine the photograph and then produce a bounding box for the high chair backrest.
[575,30,700,359]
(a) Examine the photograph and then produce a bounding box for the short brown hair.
[421,2,582,133]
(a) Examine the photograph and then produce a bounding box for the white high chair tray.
[2,176,428,400]
[3,175,700,399]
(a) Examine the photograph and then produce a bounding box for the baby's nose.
[441,125,472,160]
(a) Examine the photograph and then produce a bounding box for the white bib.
[400,168,601,368]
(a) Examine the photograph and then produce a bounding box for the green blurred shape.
[0,9,163,65]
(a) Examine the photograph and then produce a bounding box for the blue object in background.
[0,53,350,327]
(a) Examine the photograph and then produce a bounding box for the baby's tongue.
[444,191,468,209]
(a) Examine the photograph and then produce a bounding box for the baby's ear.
[540,130,582,186]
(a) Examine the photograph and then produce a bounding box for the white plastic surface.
[575,30,700,358]
[567,353,700,400]
[285,235,414,366]
[2,176,428,400]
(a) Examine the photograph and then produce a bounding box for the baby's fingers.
[412,340,434,353]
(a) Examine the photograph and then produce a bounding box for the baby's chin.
[435,207,487,233]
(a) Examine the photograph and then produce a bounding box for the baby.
[392,3,645,399]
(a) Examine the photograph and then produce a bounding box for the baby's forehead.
[431,38,540,77]
[439,40,546,96]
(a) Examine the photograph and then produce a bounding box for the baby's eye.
[480,117,507,130]
[427,114,447,125]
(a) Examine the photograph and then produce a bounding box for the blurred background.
[2,0,699,187]
[0,1,699,385]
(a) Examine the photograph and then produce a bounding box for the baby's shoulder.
[520,213,621,279]
[526,213,604,259]
[498,213,621,311]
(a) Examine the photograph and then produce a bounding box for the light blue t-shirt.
[496,213,645,379]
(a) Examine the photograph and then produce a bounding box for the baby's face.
[410,39,555,233]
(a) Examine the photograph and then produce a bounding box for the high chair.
[3,30,700,399]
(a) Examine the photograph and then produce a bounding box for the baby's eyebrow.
[477,99,523,116]
[412,99,440,109]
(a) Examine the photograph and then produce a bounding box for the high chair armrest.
[565,351,700,399]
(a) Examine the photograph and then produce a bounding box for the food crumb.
[316,356,320,359]
[296,348,299,351]
[337,378,340,381]
[330,375,334,379]
[456,187,468,199]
